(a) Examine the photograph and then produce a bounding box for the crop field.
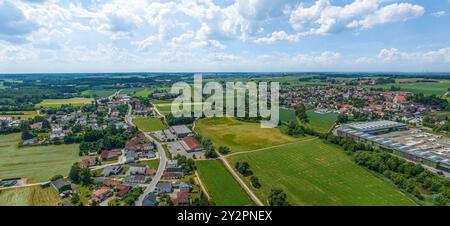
[133,117,168,132]
[0,186,62,206]
[357,80,450,96]
[0,133,81,182]
[227,139,416,206]
[196,160,254,206]
[0,111,39,119]
[195,117,304,153]
[280,108,297,122]
[36,98,94,108]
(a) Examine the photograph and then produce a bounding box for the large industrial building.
[337,121,450,173]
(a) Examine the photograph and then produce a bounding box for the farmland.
[356,80,450,96]
[227,139,416,206]
[196,160,254,206]
[133,117,168,132]
[36,98,94,108]
[0,186,62,206]
[279,108,338,133]
[195,117,304,153]
[81,89,117,98]
[0,133,81,183]
[0,111,39,119]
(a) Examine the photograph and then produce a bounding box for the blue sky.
[0,0,450,73]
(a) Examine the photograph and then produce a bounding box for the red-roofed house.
[91,186,112,203]
[31,122,43,129]
[80,156,97,168]
[182,136,203,152]
[100,150,122,162]
[116,184,130,200]
[172,191,191,206]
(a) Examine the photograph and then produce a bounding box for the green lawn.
[196,160,254,206]
[195,117,303,153]
[36,98,94,108]
[137,159,160,169]
[133,117,168,132]
[228,139,416,206]
[0,185,62,206]
[0,133,81,182]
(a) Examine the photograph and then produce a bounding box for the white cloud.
[431,11,446,17]
[378,47,450,63]
[289,0,424,35]
[255,31,299,44]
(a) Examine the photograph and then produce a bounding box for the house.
[128,164,148,175]
[162,172,183,180]
[171,125,192,138]
[167,160,179,168]
[102,165,123,177]
[30,122,43,130]
[182,136,204,152]
[142,193,158,206]
[172,191,191,206]
[115,184,131,200]
[100,149,122,161]
[156,182,173,194]
[51,178,72,194]
[123,175,148,185]
[103,179,122,187]
[179,182,192,192]
[91,186,113,203]
[22,139,37,146]
[79,156,97,168]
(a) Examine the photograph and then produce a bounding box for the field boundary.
[225,137,318,157]
[194,171,211,200]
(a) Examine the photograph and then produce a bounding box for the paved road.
[132,103,168,206]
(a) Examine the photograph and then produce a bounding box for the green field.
[81,89,116,98]
[36,98,94,108]
[195,117,303,153]
[356,80,450,96]
[153,101,202,115]
[0,111,39,119]
[0,133,81,182]
[305,110,338,133]
[196,160,254,206]
[280,108,297,122]
[228,139,416,206]
[133,117,168,132]
[0,186,62,206]
[137,159,160,169]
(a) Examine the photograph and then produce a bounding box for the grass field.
[133,117,168,132]
[227,139,416,206]
[81,89,116,98]
[0,133,81,182]
[0,111,39,119]
[196,160,254,206]
[280,108,337,133]
[356,80,450,96]
[0,185,62,206]
[153,101,203,115]
[195,117,304,153]
[305,110,338,133]
[36,98,94,108]
[138,159,160,169]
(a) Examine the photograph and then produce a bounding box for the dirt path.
[194,171,211,200]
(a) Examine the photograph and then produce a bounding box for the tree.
[337,114,349,124]
[235,161,253,177]
[205,147,218,159]
[69,163,81,183]
[21,129,35,140]
[295,104,309,123]
[433,194,448,206]
[79,168,93,185]
[218,146,231,155]
[268,188,289,206]
[250,176,261,189]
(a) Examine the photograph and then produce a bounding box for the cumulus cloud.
[431,11,446,17]
[289,0,424,35]
[378,47,450,63]
[0,1,38,43]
